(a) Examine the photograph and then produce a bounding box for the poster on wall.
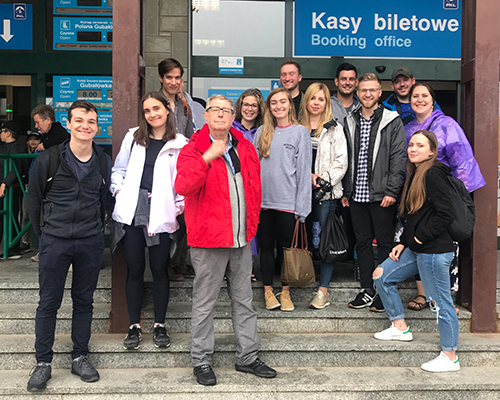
[294,0,461,59]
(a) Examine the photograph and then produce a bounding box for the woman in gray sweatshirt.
[253,87,312,312]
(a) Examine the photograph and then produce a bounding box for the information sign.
[0,3,33,50]
[53,76,112,108]
[53,16,112,51]
[53,0,112,15]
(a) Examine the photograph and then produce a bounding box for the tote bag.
[281,219,315,287]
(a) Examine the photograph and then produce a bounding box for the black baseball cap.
[0,121,23,136]
[391,67,413,82]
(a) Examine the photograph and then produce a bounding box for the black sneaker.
[370,293,385,312]
[27,362,51,392]
[153,324,171,348]
[124,325,142,350]
[348,290,374,309]
[369,294,385,313]
[235,358,277,378]
[71,355,99,382]
[193,364,216,386]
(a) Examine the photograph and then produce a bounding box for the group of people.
[19,57,485,392]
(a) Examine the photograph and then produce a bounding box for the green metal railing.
[0,153,38,258]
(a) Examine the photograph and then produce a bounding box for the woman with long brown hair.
[253,87,312,311]
[110,91,188,351]
[372,130,460,373]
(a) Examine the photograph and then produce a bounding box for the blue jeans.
[317,199,336,288]
[374,248,458,351]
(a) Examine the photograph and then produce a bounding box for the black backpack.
[444,175,476,242]
[319,211,350,263]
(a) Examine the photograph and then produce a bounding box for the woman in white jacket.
[299,82,348,309]
[110,92,188,350]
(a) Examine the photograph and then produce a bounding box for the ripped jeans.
[374,248,457,351]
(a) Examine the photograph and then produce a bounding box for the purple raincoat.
[232,119,259,144]
[405,109,486,193]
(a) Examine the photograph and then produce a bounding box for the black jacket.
[401,162,455,254]
[27,140,111,239]
[1,140,25,187]
[42,122,70,150]
[342,106,407,201]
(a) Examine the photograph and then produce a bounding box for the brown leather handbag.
[281,219,315,287]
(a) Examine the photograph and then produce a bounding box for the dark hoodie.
[401,162,455,254]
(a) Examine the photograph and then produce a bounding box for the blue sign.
[53,76,112,107]
[294,0,461,59]
[54,0,112,15]
[55,110,113,144]
[0,4,33,50]
[271,80,281,90]
[218,57,244,75]
[53,16,112,51]
[208,89,270,103]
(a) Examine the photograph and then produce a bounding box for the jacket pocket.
[41,203,53,227]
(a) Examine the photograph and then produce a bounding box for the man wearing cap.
[0,121,26,258]
[31,104,70,152]
[383,67,441,126]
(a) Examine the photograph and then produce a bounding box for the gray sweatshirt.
[253,124,312,220]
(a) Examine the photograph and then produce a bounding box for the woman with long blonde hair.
[373,130,460,373]
[299,83,348,309]
[253,87,312,311]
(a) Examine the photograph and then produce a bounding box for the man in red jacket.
[175,94,276,386]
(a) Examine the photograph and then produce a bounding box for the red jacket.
[175,124,261,248]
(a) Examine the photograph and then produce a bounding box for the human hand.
[311,173,322,188]
[36,143,45,152]
[389,244,405,261]
[341,197,349,207]
[380,196,396,207]
[177,81,186,101]
[202,140,227,164]
[0,183,5,197]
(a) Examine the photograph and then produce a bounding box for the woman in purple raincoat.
[404,82,486,311]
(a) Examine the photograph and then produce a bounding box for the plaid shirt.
[353,111,375,203]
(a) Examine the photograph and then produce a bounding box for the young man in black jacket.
[26,101,111,392]
[0,121,26,258]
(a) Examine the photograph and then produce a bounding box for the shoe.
[175,264,195,279]
[374,323,413,341]
[369,294,385,312]
[408,294,429,311]
[421,351,460,372]
[27,362,51,392]
[153,324,171,348]
[71,355,99,382]
[193,364,216,386]
[123,325,142,350]
[309,291,330,309]
[265,289,280,310]
[235,358,277,378]
[31,253,39,262]
[168,266,184,281]
[20,242,31,253]
[348,289,374,309]
[278,290,294,311]
[251,274,257,282]
[1,250,21,260]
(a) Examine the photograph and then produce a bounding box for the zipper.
[233,174,241,248]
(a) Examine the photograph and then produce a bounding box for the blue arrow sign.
[0,3,33,50]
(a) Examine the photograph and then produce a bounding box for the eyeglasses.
[242,103,259,109]
[206,106,233,115]
[358,88,381,94]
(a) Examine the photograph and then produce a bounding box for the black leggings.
[122,224,172,325]
[257,209,296,286]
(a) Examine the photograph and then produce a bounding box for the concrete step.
[2,366,500,399]
[2,332,500,370]
[0,302,472,335]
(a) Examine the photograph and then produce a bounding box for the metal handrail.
[0,152,38,258]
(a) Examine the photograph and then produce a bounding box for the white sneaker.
[421,351,460,372]
[374,323,413,341]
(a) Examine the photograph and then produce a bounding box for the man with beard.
[279,60,303,116]
[331,62,359,127]
[383,66,440,126]
[341,73,406,312]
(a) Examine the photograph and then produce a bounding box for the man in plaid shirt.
[341,73,406,311]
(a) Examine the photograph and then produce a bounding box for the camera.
[375,65,386,73]
[313,177,333,201]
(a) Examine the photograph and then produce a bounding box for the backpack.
[319,210,350,263]
[445,175,475,242]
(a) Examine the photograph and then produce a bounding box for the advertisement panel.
[294,0,461,59]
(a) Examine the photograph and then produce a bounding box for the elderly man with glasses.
[175,94,276,386]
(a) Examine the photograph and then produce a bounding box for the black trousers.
[350,201,396,290]
[257,209,296,286]
[121,224,172,325]
[35,232,104,363]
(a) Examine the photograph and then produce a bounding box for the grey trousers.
[190,246,259,367]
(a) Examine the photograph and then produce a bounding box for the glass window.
[192,0,285,57]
